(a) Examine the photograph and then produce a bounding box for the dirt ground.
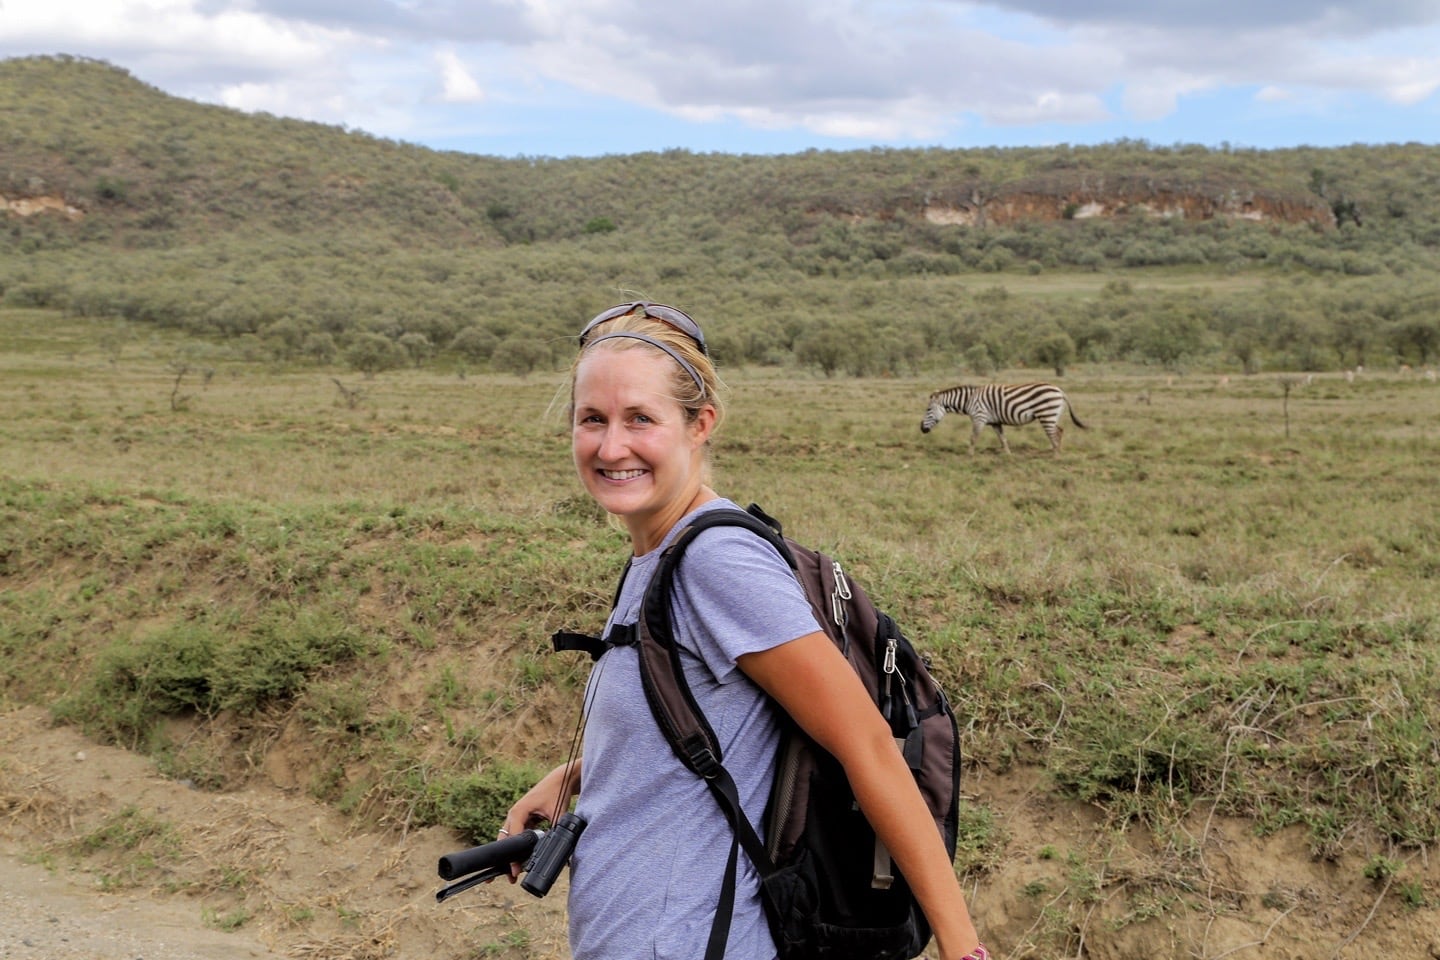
[2,704,1438,960]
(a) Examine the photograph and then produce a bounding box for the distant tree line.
[5,242,1436,378]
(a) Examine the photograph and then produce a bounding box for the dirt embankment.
[801,172,1336,229]
[1,193,85,220]
[1,706,570,960]
[922,185,1333,227]
[3,704,1438,959]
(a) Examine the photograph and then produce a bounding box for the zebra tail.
[1067,397,1088,429]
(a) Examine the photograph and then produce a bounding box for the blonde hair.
[568,309,727,433]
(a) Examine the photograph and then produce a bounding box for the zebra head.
[920,397,946,433]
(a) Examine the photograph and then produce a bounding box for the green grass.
[3,308,1439,889]
[72,805,184,889]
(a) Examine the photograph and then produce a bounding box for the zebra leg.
[991,423,1010,454]
[970,417,986,454]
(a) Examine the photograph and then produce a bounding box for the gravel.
[0,850,282,960]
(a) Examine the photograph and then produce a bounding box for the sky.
[3,0,1440,159]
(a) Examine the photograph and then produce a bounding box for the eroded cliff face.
[814,172,1336,229]
[920,186,1334,227]
[2,193,84,220]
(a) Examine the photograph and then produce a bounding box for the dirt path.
[0,847,283,960]
[0,706,570,960]
[4,704,1439,959]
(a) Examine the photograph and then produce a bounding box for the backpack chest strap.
[550,624,637,661]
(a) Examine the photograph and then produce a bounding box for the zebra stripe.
[920,382,1086,453]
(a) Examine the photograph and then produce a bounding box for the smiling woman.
[498,301,987,960]
[567,305,722,555]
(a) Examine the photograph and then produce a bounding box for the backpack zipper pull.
[830,560,852,630]
[880,638,897,720]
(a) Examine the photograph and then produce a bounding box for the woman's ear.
[690,403,718,448]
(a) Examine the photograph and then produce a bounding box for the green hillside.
[4,52,1440,376]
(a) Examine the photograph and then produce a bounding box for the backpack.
[552,503,961,960]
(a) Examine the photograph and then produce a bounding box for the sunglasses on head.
[578,302,708,355]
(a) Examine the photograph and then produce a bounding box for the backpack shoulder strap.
[634,506,795,776]
[635,505,796,960]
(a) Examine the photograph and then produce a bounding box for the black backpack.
[553,503,961,960]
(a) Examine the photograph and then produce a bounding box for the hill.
[4,54,1440,379]
[0,53,1420,242]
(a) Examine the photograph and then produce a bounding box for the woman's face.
[572,346,715,551]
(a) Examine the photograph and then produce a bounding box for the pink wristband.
[960,945,989,960]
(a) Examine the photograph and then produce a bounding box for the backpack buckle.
[682,737,722,779]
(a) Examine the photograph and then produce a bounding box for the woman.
[501,301,988,960]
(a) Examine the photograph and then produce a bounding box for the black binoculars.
[435,812,587,903]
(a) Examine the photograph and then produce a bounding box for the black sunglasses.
[578,302,708,355]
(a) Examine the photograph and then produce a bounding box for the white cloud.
[987,91,1111,126]
[2,0,1439,151]
[1,0,349,71]
[1363,58,1440,105]
[436,49,484,103]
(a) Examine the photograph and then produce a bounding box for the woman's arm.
[739,632,984,960]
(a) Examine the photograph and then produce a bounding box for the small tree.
[877,328,926,376]
[398,332,433,369]
[1391,318,1440,366]
[167,362,191,411]
[331,378,365,409]
[260,317,307,362]
[963,343,996,378]
[451,326,499,364]
[1133,309,1206,371]
[1278,375,1305,439]
[1031,331,1076,377]
[344,333,406,379]
[795,328,847,377]
[302,332,337,365]
[1229,332,1262,375]
[491,336,551,377]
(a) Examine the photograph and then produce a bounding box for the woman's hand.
[498,760,582,881]
[944,944,990,960]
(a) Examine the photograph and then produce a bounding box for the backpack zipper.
[830,560,852,631]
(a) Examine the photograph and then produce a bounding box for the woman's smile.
[599,468,648,481]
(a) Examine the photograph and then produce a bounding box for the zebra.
[920,382,1087,453]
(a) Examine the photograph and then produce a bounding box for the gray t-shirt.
[567,499,822,960]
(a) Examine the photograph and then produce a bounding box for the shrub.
[344,332,407,377]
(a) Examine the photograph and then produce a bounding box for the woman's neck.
[627,485,718,556]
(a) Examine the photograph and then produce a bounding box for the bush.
[413,761,547,843]
[1031,330,1077,376]
[344,332,407,377]
[450,325,499,363]
[491,335,552,376]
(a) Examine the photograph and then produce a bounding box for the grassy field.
[3,307,1439,952]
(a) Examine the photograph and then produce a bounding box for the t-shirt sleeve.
[670,525,823,684]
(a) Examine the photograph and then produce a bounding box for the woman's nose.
[597,423,628,460]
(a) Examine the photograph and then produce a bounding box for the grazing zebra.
[921,382,1086,453]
